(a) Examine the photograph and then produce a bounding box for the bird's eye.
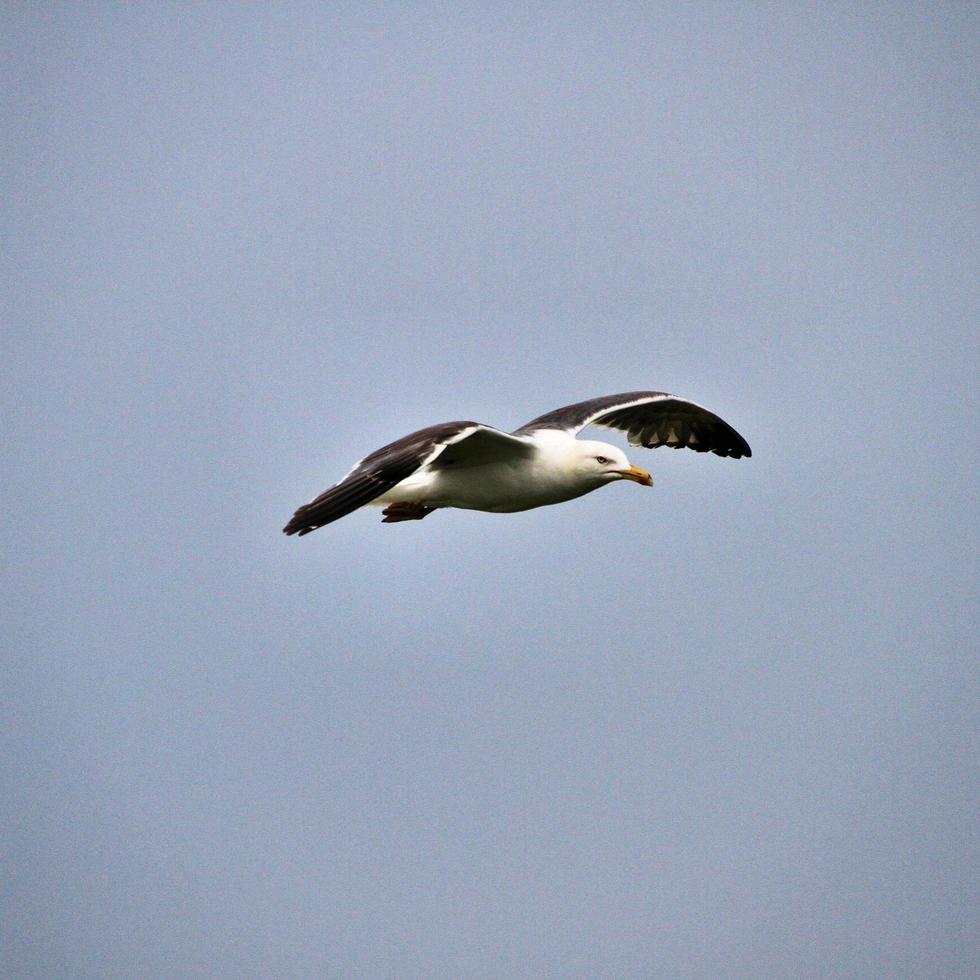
[595,456,610,464]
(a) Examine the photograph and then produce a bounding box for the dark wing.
[514,391,751,459]
[283,422,535,536]
[283,421,476,536]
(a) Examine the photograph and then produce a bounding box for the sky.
[2,4,977,978]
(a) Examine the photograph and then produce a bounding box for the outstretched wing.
[283,422,536,535]
[425,425,537,470]
[514,391,751,459]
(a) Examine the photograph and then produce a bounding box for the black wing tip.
[731,433,753,459]
[641,436,751,458]
[656,442,750,459]
[283,504,321,536]
[712,439,752,459]
[710,444,751,460]
[282,518,312,536]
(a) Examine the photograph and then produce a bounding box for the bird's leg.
[381,502,435,523]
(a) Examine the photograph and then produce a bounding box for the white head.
[568,439,653,489]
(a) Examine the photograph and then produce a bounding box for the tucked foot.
[381,502,435,523]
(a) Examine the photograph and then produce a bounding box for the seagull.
[283,390,751,535]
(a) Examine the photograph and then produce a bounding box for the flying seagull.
[283,390,750,535]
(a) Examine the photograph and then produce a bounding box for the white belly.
[374,460,592,513]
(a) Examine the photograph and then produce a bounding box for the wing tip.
[710,444,752,460]
[730,436,752,459]
[283,505,319,536]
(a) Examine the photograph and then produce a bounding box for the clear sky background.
[3,4,977,978]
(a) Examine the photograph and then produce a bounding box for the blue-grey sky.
[3,4,977,978]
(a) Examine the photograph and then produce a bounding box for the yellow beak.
[619,465,653,487]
